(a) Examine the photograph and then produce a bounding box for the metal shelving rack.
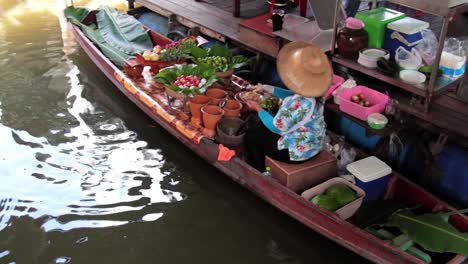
[330,0,468,112]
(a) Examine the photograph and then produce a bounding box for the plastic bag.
[440,38,466,80]
[337,147,356,175]
[395,46,422,70]
[332,79,357,105]
[415,29,438,65]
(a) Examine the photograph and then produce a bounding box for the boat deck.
[136,0,321,57]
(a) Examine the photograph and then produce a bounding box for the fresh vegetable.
[191,43,250,72]
[311,194,340,211]
[325,184,356,207]
[260,96,280,114]
[198,56,229,71]
[140,38,197,62]
[154,64,218,96]
[377,58,399,76]
[351,93,372,107]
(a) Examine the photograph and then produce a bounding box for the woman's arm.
[258,110,281,134]
[272,86,294,99]
[245,100,281,134]
[259,84,294,99]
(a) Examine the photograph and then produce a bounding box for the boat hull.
[69,23,467,264]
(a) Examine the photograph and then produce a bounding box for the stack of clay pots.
[188,87,243,138]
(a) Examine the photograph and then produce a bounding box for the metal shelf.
[332,55,462,98]
[386,0,468,16]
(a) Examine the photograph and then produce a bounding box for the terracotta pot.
[221,99,242,117]
[189,94,211,128]
[201,105,224,138]
[206,88,228,105]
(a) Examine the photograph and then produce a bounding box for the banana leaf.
[80,23,129,68]
[386,208,468,255]
[64,6,90,25]
[96,6,153,56]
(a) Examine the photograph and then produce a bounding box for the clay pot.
[201,105,224,138]
[221,99,242,117]
[206,88,228,105]
[189,94,211,128]
[215,117,245,152]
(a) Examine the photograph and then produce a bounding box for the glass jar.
[337,18,368,60]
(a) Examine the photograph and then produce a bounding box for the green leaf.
[64,6,90,24]
[209,43,231,58]
[191,46,208,59]
[155,68,178,84]
[229,55,250,69]
[387,209,468,255]
[153,64,219,96]
[96,6,153,56]
[80,22,129,68]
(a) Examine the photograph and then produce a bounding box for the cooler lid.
[387,17,429,35]
[346,156,392,183]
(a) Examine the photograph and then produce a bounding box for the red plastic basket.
[338,86,389,121]
[325,74,345,100]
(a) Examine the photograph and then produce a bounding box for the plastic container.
[346,156,392,200]
[301,177,365,219]
[400,70,426,85]
[367,113,388,130]
[358,48,390,68]
[356,8,405,48]
[338,86,389,121]
[337,17,369,60]
[384,17,429,60]
[325,74,345,100]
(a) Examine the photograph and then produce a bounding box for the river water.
[0,1,365,263]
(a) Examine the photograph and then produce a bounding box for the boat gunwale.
[69,21,467,264]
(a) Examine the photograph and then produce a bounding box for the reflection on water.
[0,1,366,263]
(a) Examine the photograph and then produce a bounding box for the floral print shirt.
[273,95,326,161]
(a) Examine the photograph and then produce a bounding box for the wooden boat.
[69,11,468,264]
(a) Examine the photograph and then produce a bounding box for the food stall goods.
[346,156,392,200]
[356,8,405,48]
[384,17,429,60]
[337,17,369,60]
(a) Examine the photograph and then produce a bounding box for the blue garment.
[258,86,293,133]
[257,87,326,161]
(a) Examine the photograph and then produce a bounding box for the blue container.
[347,156,392,200]
[436,144,468,206]
[383,17,428,60]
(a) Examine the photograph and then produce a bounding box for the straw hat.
[277,41,332,97]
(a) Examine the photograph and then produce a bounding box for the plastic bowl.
[301,177,365,220]
[367,113,388,130]
[358,48,390,69]
[400,70,426,85]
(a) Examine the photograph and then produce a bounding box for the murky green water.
[0,2,366,263]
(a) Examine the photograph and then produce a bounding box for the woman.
[245,41,332,172]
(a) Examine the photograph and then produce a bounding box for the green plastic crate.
[356,8,405,48]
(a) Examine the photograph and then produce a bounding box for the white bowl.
[399,70,426,85]
[358,48,390,69]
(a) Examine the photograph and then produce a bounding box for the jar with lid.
[337,18,369,60]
